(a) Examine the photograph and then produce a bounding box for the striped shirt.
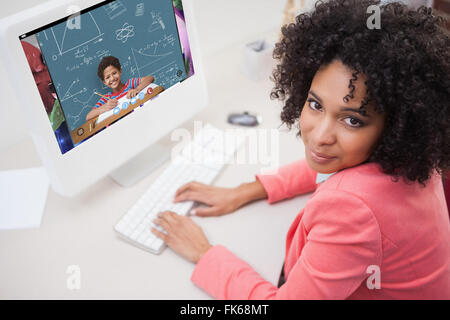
[94,78,141,108]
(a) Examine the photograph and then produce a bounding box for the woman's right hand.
[173,180,267,217]
[173,182,246,217]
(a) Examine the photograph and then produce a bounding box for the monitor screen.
[19,0,195,154]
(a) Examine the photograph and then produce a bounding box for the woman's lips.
[309,148,337,164]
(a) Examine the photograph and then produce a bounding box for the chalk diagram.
[148,11,165,33]
[56,81,100,127]
[66,87,109,127]
[129,11,183,91]
[153,62,180,89]
[58,78,88,103]
[44,11,109,128]
[104,0,127,20]
[131,48,174,78]
[50,12,103,56]
[115,23,135,43]
[135,3,145,17]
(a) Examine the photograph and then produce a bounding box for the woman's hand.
[151,211,212,263]
[173,182,245,217]
[173,180,268,217]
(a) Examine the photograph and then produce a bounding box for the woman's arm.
[256,159,318,204]
[235,180,268,204]
[190,189,382,300]
[173,159,317,217]
[173,180,268,217]
[153,188,382,299]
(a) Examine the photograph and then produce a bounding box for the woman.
[151,0,450,299]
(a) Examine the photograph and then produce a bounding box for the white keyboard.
[114,125,244,254]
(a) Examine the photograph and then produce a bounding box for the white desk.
[0,33,312,299]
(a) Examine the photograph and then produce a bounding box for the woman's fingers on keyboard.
[154,212,176,233]
[175,181,205,197]
[153,217,167,229]
[158,211,178,224]
[175,182,194,197]
[153,212,212,263]
[175,190,210,204]
[151,226,168,242]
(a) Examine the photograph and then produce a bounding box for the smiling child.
[86,56,154,121]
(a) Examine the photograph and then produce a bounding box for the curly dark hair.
[97,56,121,81]
[271,0,450,186]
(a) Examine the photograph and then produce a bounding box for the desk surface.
[0,31,311,299]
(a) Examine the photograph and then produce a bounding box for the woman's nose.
[313,118,336,146]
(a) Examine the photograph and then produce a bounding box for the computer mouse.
[227,112,261,127]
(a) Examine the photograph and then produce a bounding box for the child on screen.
[86,56,154,121]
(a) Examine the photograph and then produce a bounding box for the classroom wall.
[0,0,286,153]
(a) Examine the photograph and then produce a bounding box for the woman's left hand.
[151,211,212,263]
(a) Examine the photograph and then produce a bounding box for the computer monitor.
[0,0,207,196]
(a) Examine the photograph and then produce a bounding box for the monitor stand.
[109,142,171,187]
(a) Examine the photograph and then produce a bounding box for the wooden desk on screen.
[70,85,164,145]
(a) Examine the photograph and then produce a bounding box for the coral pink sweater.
[191,160,450,299]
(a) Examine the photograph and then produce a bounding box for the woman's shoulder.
[312,161,443,214]
[304,163,407,235]
[319,162,411,195]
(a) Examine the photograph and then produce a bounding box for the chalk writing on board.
[148,11,165,32]
[104,0,127,20]
[115,23,136,43]
[58,78,87,103]
[51,12,103,57]
[135,3,145,17]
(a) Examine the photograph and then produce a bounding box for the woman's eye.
[308,100,322,111]
[344,117,364,127]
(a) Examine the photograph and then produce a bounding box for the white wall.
[0,0,286,152]
[191,0,284,56]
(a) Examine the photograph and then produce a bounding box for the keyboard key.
[137,233,148,244]
[144,237,155,248]
[130,229,140,241]
[151,238,164,251]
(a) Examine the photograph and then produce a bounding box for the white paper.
[0,167,49,230]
